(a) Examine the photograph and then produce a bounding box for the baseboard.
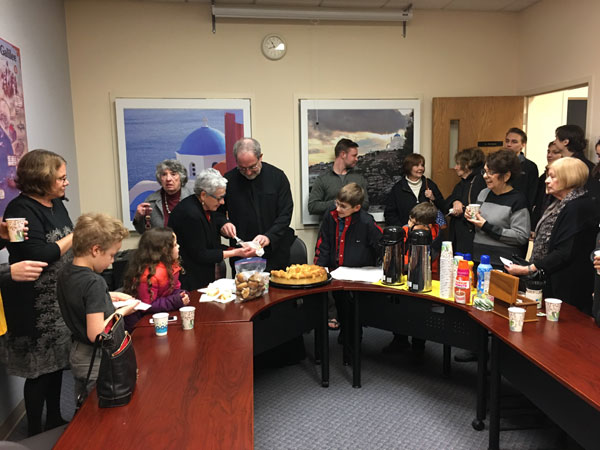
[0,399,25,440]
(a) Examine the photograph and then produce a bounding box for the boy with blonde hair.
[57,213,137,401]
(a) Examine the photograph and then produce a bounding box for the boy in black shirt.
[57,213,136,401]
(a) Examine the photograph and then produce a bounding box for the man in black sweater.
[218,137,295,272]
[504,127,539,211]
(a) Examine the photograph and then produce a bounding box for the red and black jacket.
[314,207,383,270]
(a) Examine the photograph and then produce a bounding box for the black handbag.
[78,313,137,409]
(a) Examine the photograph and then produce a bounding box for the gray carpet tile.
[253,327,562,450]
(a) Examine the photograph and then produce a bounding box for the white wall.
[0,0,78,427]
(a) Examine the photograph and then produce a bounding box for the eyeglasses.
[57,175,68,183]
[481,169,496,177]
[207,193,225,201]
[237,162,260,173]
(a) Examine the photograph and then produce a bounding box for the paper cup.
[594,250,600,275]
[6,218,25,242]
[152,312,169,336]
[508,307,525,332]
[467,204,480,220]
[525,288,543,310]
[179,306,196,330]
[260,272,270,293]
[545,298,562,322]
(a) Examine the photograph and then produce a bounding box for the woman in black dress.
[0,149,74,435]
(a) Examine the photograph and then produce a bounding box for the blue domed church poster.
[115,98,251,230]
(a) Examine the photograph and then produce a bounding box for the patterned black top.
[0,194,73,378]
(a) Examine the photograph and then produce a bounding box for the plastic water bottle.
[476,254,493,295]
[439,241,453,299]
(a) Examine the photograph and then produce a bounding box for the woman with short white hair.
[506,157,599,313]
[168,168,256,290]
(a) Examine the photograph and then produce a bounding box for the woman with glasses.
[466,149,530,268]
[132,159,194,234]
[0,150,74,435]
[168,168,256,290]
[445,147,487,254]
[531,141,563,231]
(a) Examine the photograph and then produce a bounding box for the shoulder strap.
[75,335,102,409]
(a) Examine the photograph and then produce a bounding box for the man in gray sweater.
[308,138,369,219]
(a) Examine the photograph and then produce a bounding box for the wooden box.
[489,270,538,322]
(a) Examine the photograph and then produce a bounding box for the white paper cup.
[545,298,563,322]
[594,250,600,275]
[179,306,196,330]
[6,218,25,242]
[508,307,526,332]
[467,204,480,220]
[260,272,270,293]
[152,312,169,336]
[525,288,543,310]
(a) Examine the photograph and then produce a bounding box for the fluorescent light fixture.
[211,5,412,22]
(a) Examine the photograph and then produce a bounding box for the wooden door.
[432,96,525,197]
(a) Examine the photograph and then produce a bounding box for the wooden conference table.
[54,279,600,450]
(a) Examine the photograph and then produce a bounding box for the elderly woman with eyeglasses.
[507,157,598,314]
[168,168,256,290]
[132,159,194,234]
[466,149,530,268]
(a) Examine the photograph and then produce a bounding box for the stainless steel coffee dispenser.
[407,228,432,293]
[382,226,405,285]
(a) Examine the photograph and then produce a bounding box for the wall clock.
[261,34,287,60]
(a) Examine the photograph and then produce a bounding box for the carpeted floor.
[7,327,567,449]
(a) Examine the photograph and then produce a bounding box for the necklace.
[162,190,172,214]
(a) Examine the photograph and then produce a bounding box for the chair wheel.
[472,419,485,431]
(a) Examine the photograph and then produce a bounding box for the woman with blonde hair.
[506,157,599,313]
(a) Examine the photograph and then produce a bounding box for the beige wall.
[65,1,522,253]
[519,0,599,156]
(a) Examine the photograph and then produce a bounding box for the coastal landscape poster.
[115,98,251,230]
[299,99,421,225]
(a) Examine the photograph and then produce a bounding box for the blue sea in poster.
[124,108,243,188]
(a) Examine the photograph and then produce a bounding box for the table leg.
[489,335,500,450]
[321,292,329,387]
[442,345,451,377]
[353,292,361,388]
[473,326,488,431]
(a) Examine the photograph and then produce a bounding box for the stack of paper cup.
[439,241,453,299]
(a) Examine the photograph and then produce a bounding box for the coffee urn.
[407,228,432,293]
[381,226,405,285]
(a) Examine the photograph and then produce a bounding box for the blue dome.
[179,125,226,156]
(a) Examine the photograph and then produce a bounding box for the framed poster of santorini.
[115,98,251,230]
[0,36,28,215]
[299,99,420,225]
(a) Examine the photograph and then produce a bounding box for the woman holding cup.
[466,149,530,268]
[132,159,194,234]
[446,147,487,254]
[506,157,598,314]
[0,149,74,435]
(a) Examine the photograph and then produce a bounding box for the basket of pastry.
[234,257,268,302]
[270,264,331,289]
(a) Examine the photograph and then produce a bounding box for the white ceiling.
[143,0,541,13]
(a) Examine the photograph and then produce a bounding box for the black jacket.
[218,162,295,271]
[314,207,383,270]
[445,166,486,254]
[169,195,227,290]
[533,194,599,314]
[512,155,539,211]
[384,176,445,227]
